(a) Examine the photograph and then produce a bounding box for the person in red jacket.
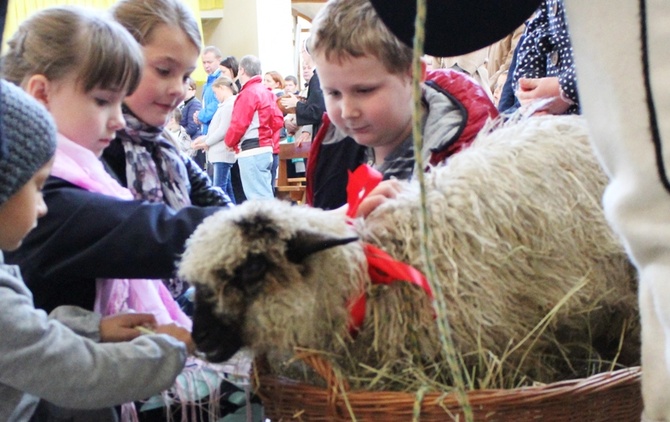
[305,0,499,209]
[224,55,284,199]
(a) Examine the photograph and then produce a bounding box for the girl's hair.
[1,6,143,94]
[219,56,239,78]
[212,76,238,95]
[111,0,201,51]
[265,71,285,89]
[309,0,412,75]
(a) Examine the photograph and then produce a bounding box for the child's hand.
[355,179,402,218]
[154,324,196,355]
[193,111,201,125]
[100,313,157,343]
[516,77,571,115]
[331,179,403,218]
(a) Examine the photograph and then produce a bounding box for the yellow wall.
[202,0,295,81]
[3,0,208,81]
[199,0,223,11]
[4,0,115,45]
[2,0,299,84]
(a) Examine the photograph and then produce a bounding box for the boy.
[304,0,498,208]
[0,80,190,421]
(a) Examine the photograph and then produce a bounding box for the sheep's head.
[179,200,365,363]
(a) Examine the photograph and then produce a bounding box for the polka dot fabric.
[513,0,580,114]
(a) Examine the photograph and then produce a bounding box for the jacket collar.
[240,75,263,90]
[206,69,222,83]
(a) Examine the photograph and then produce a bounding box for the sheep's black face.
[192,285,244,362]
[229,253,269,298]
[183,206,359,362]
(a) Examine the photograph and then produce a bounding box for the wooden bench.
[275,141,311,204]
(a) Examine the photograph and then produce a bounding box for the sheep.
[179,115,639,390]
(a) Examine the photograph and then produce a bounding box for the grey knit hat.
[0,79,57,206]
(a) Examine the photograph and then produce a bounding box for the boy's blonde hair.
[308,0,413,75]
[212,76,238,95]
[111,0,201,52]
[1,6,143,95]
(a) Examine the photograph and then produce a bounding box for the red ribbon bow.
[345,165,433,333]
[345,165,384,219]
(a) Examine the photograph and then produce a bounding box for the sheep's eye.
[194,285,216,304]
[232,254,269,293]
[242,258,267,283]
[215,268,230,283]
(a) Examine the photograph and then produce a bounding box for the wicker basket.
[254,353,642,421]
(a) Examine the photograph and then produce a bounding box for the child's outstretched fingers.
[100,312,157,343]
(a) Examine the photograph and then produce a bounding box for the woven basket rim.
[254,352,642,421]
[256,366,641,402]
[254,351,641,405]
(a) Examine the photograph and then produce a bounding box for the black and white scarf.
[116,105,191,210]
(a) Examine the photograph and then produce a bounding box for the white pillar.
[203,0,296,79]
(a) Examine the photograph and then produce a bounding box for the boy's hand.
[100,313,157,343]
[332,179,403,218]
[355,179,402,218]
[193,111,201,125]
[154,324,196,355]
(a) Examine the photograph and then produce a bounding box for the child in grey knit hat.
[0,81,56,233]
[0,79,56,252]
[0,79,190,422]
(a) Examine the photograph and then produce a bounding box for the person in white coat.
[193,76,239,204]
[563,2,670,420]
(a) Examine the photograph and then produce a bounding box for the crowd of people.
[3,0,668,421]
[167,5,580,211]
[0,2,394,420]
[169,45,324,204]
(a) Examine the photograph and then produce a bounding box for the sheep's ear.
[286,231,358,263]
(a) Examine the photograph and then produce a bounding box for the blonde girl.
[105,0,231,209]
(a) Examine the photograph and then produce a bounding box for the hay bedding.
[353,115,639,390]
[179,115,639,394]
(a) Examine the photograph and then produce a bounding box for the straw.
[411,0,473,419]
